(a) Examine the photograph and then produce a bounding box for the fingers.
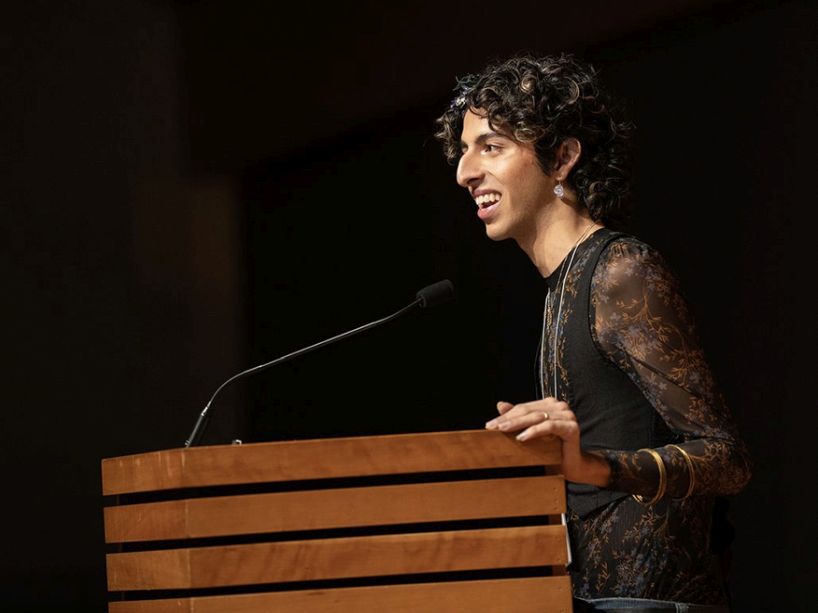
[487,409,549,433]
[496,401,514,415]
[486,399,573,432]
[516,418,579,442]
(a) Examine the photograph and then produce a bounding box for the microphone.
[416,279,455,309]
[183,280,455,447]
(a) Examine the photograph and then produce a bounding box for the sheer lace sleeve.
[590,239,752,499]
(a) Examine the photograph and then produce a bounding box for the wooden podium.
[101,430,573,612]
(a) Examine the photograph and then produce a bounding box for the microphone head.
[416,279,455,309]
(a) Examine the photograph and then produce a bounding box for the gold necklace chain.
[539,222,598,400]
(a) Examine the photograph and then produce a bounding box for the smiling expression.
[456,109,556,243]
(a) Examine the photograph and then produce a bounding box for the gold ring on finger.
[541,412,549,421]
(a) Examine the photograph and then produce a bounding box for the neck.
[516,201,600,278]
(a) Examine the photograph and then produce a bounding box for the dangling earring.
[553,181,565,198]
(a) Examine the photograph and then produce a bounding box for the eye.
[483,143,502,153]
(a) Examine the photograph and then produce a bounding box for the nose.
[456,150,483,189]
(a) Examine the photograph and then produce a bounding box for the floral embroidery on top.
[542,234,751,603]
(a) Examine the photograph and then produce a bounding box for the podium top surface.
[101,429,561,496]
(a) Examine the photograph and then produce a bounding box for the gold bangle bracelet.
[668,444,696,500]
[632,448,667,506]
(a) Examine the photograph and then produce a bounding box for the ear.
[552,137,582,181]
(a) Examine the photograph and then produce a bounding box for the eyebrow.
[460,131,508,150]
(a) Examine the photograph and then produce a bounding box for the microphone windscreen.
[416,279,455,308]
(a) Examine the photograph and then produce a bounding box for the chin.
[484,223,510,242]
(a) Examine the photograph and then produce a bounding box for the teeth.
[475,193,501,207]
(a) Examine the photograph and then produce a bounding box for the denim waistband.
[576,596,730,613]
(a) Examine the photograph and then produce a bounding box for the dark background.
[2,0,816,610]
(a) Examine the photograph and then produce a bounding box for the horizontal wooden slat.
[107,525,568,591]
[104,475,565,543]
[102,430,561,496]
[108,576,573,613]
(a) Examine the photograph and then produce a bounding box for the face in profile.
[456,110,556,243]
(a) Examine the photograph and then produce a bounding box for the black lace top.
[541,229,752,604]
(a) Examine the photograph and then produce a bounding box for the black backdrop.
[2,1,816,610]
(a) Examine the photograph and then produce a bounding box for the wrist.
[582,451,612,487]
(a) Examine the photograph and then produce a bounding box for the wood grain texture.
[104,475,566,543]
[107,576,573,613]
[101,430,561,496]
[107,525,568,591]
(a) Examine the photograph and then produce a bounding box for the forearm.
[598,447,687,500]
[598,439,752,499]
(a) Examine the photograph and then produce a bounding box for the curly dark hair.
[435,54,633,226]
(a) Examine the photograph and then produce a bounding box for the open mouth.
[475,191,501,219]
[475,192,501,209]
